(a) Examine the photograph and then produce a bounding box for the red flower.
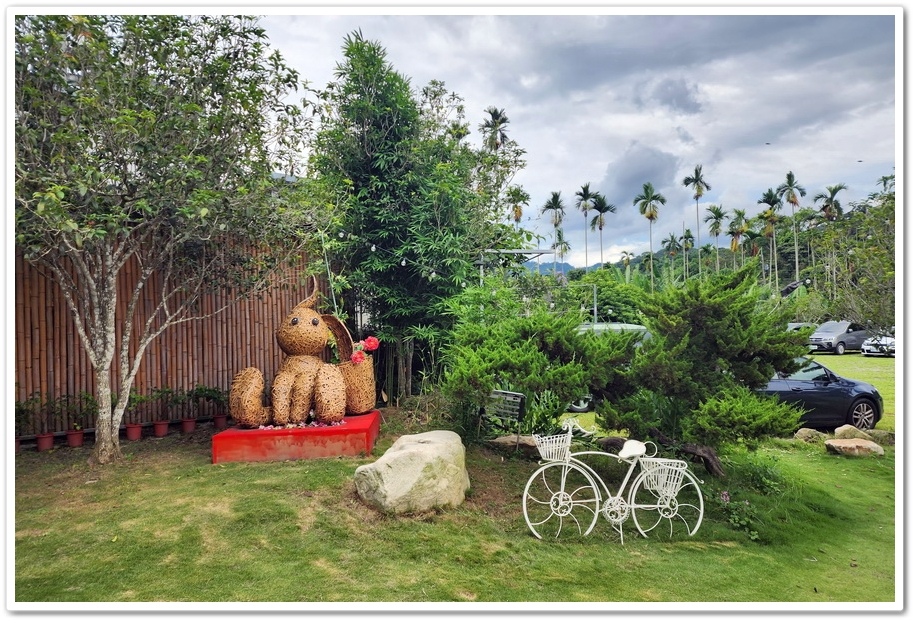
[363,336,380,351]
[350,350,366,364]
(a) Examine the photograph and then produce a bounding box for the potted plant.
[14,391,42,453]
[151,387,173,437]
[190,384,229,430]
[62,392,98,447]
[33,394,55,451]
[169,388,196,433]
[121,389,150,441]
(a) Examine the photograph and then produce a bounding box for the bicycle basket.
[639,457,688,496]
[532,429,572,462]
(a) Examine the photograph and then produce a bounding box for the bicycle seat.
[619,439,647,459]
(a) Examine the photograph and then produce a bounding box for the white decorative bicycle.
[523,418,704,542]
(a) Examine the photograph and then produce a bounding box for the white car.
[862,329,895,357]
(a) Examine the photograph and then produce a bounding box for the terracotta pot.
[181,417,196,433]
[35,433,54,452]
[153,420,170,437]
[66,429,84,447]
[125,423,143,441]
[212,414,228,430]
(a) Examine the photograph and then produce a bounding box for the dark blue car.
[761,358,883,430]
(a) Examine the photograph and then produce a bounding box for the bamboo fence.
[13,250,326,436]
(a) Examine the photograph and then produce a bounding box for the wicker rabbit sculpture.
[229,283,377,428]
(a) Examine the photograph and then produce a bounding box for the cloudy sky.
[255,5,899,269]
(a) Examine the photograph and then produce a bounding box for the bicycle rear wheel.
[523,462,600,539]
[629,468,704,539]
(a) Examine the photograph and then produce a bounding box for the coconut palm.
[757,188,783,289]
[540,191,566,275]
[589,193,617,266]
[776,171,807,282]
[704,204,727,273]
[575,183,599,272]
[633,182,667,291]
[679,228,694,279]
[682,164,711,277]
[480,106,509,152]
[506,185,530,229]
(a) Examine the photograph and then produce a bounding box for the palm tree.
[813,183,847,221]
[575,183,599,272]
[682,164,711,277]
[663,232,681,282]
[480,106,509,151]
[728,208,749,270]
[704,204,727,273]
[776,171,807,282]
[701,243,715,273]
[553,227,571,268]
[621,250,634,283]
[589,193,617,266]
[633,182,667,291]
[757,188,783,289]
[679,228,694,279]
[758,208,779,289]
[540,191,566,275]
[813,183,847,298]
[506,185,530,229]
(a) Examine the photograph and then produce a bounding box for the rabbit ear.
[300,275,321,309]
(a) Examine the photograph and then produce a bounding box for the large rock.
[834,424,873,440]
[354,430,470,514]
[825,438,885,457]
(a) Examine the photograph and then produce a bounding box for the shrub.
[683,385,803,448]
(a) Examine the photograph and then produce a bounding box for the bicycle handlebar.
[561,417,597,436]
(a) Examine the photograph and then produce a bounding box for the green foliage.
[565,268,647,324]
[712,489,761,541]
[14,392,44,436]
[308,32,533,400]
[597,262,809,449]
[52,392,99,431]
[14,15,316,461]
[440,276,641,441]
[637,261,807,405]
[683,386,803,448]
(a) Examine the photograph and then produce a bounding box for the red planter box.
[211,410,381,464]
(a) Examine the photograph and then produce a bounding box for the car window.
[786,361,830,382]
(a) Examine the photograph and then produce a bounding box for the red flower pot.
[66,429,85,447]
[35,433,54,452]
[125,423,143,441]
[212,414,228,430]
[181,418,196,433]
[153,420,170,437]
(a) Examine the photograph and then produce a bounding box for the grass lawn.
[12,355,899,610]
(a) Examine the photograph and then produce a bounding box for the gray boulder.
[825,438,885,457]
[834,424,873,440]
[354,430,470,514]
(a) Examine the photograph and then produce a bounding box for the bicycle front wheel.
[523,462,600,540]
[629,468,704,539]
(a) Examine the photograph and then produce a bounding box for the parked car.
[862,328,895,357]
[568,322,650,413]
[761,357,882,430]
[807,320,869,355]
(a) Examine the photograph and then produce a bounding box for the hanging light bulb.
[370,244,376,252]
[401,258,406,266]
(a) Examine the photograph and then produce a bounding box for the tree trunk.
[598,433,725,479]
[395,336,414,404]
[648,427,726,478]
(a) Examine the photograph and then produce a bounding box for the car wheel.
[848,398,877,430]
[834,342,846,355]
[567,396,593,413]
